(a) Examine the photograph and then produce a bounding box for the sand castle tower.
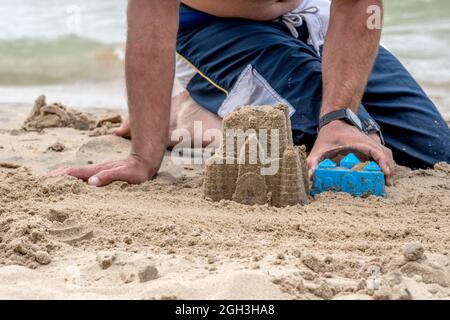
[203,105,309,207]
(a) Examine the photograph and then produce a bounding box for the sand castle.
[203,105,309,207]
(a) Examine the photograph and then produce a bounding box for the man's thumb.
[306,155,319,180]
[88,169,121,187]
[88,176,102,186]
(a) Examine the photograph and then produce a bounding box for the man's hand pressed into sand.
[50,0,179,186]
[50,154,158,187]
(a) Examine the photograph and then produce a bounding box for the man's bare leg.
[114,89,223,148]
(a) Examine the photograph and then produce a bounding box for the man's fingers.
[57,165,102,181]
[307,145,357,179]
[66,166,105,181]
[49,167,68,177]
[381,149,395,186]
[49,155,155,188]
[49,162,119,181]
[306,153,321,180]
[355,142,395,186]
[88,167,128,187]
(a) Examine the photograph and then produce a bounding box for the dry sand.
[0,102,449,300]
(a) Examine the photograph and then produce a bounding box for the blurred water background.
[0,0,448,117]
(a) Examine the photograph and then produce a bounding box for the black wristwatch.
[318,108,363,132]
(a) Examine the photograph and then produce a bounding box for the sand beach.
[0,100,449,300]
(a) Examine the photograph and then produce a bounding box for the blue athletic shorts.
[176,4,450,168]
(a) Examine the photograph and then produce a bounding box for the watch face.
[346,109,363,130]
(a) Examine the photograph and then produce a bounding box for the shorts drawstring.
[280,6,323,56]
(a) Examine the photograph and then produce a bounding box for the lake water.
[0,0,449,116]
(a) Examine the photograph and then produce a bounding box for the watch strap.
[319,109,363,132]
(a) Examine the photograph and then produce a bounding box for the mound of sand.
[23,95,122,136]
[0,103,449,300]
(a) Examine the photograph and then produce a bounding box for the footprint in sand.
[48,218,94,245]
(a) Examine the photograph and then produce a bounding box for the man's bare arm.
[127,0,179,172]
[307,0,395,185]
[51,0,180,186]
[321,0,381,115]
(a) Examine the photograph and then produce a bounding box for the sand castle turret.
[203,105,309,207]
[279,147,308,206]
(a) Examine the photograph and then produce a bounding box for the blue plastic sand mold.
[310,153,386,197]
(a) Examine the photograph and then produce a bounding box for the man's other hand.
[50,154,158,187]
[307,120,395,186]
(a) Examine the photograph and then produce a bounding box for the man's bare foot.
[114,90,223,148]
[170,90,222,148]
[113,118,131,138]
